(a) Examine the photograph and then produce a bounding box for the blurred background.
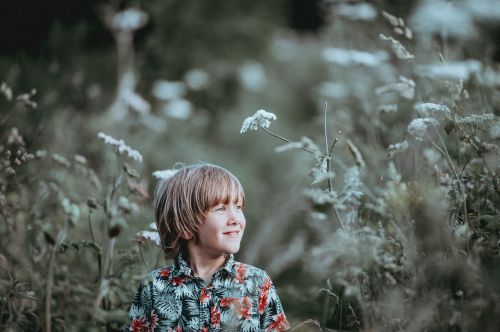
[1,0,500,331]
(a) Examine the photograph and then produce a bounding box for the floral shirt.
[124,254,289,332]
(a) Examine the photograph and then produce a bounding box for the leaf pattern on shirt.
[123,254,289,332]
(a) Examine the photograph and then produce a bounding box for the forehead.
[206,175,244,204]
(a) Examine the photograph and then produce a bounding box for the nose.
[227,205,240,225]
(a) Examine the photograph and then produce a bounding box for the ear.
[180,231,193,240]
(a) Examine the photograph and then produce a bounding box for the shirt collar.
[173,253,236,279]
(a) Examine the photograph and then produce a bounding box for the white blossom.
[414,102,451,118]
[162,99,192,120]
[387,140,409,158]
[417,60,482,80]
[152,169,178,179]
[239,61,267,92]
[319,81,349,99]
[112,8,148,31]
[376,76,415,100]
[97,132,143,162]
[342,167,364,206]
[240,109,277,133]
[152,80,186,101]
[322,47,389,67]
[184,69,209,90]
[136,230,160,245]
[379,34,414,60]
[335,3,377,21]
[378,104,398,113]
[489,121,500,139]
[136,222,160,245]
[122,89,150,113]
[407,117,439,141]
[455,113,495,124]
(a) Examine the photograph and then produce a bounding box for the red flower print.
[210,305,221,328]
[258,279,272,314]
[220,297,237,307]
[171,276,185,286]
[167,327,182,332]
[258,292,268,314]
[235,264,247,284]
[159,267,171,278]
[201,327,208,332]
[150,310,158,331]
[130,316,149,332]
[199,287,211,304]
[236,297,252,320]
[266,313,290,332]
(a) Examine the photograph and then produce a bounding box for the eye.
[214,205,225,212]
[235,204,243,210]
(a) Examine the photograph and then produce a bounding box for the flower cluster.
[97,132,143,162]
[407,117,439,141]
[240,109,277,133]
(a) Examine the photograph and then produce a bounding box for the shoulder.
[233,260,273,285]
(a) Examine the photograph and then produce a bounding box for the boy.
[124,163,289,331]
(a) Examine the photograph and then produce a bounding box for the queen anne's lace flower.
[414,102,451,118]
[152,169,178,179]
[240,110,277,133]
[97,132,143,162]
[407,117,439,141]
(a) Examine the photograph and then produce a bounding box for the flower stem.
[261,128,319,156]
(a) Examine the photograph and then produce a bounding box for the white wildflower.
[240,109,277,133]
[410,0,476,41]
[97,132,143,162]
[417,60,482,80]
[342,167,364,206]
[387,161,401,183]
[239,61,267,92]
[152,169,178,179]
[489,121,500,139]
[310,212,327,221]
[318,81,349,99]
[137,222,160,245]
[322,47,389,67]
[414,102,451,118]
[152,80,186,101]
[378,104,398,113]
[376,76,415,100]
[407,117,439,141]
[122,89,150,113]
[379,34,414,60]
[137,230,160,245]
[112,8,148,31]
[184,69,209,90]
[304,188,343,208]
[335,3,377,21]
[162,99,192,120]
[382,11,413,39]
[1,82,13,101]
[423,148,441,165]
[387,140,409,158]
[455,113,495,124]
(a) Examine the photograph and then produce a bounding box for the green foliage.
[1,0,500,331]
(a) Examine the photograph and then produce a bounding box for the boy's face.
[187,197,246,259]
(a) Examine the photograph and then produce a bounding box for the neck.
[186,248,227,282]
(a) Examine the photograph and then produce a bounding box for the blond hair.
[153,163,245,258]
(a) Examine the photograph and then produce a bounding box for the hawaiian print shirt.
[124,254,289,332]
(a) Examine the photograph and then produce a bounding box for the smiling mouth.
[223,231,240,236]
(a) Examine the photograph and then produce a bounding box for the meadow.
[1,1,499,331]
